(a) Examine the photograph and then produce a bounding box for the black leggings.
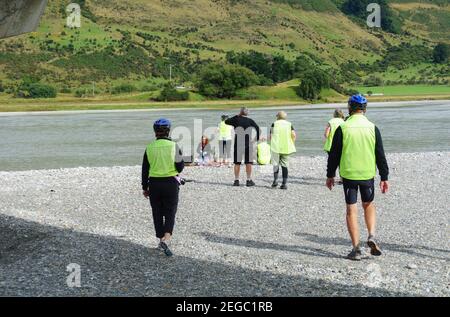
[148,178,180,239]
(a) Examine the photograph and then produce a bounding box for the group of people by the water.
[141,94,390,261]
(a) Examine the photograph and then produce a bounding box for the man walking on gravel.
[225,107,260,187]
[269,111,296,189]
[142,118,184,257]
[326,95,389,261]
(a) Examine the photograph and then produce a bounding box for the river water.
[1,102,449,171]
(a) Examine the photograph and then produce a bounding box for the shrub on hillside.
[155,85,189,102]
[16,82,57,99]
[296,68,331,100]
[112,83,136,94]
[140,84,158,92]
[226,51,295,84]
[297,78,320,100]
[433,43,450,64]
[341,0,402,34]
[195,63,258,98]
[363,75,383,87]
[60,86,72,93]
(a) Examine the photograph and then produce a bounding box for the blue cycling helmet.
[153,118,171,131]
[348,94,367,111]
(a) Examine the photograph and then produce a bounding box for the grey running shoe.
[233,180,240,187]
[346,247,362,261]
[246,180,255,187]
[159,241,173,257]
[280,184,287,190]
[367,236,382,256]
[271,182,279,188]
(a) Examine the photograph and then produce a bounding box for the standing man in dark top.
[326,95,389,261]
[225,107,260,187]
[142,118,184,257]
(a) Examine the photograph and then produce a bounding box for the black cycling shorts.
[342,178,375,204]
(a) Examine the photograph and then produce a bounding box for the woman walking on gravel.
[142,118,184,257]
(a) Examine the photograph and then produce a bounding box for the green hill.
[0,0,448,98]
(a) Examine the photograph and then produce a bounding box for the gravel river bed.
[0,152,449,296]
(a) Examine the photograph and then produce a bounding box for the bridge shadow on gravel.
[0,214,411,296]
[295,232,450,261]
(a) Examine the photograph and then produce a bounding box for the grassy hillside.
[0,0,448,100]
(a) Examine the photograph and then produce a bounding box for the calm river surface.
[1,102,449,171]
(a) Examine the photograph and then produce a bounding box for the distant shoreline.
[0,99,449,116]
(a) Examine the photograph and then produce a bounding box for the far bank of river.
[0,100,449,171]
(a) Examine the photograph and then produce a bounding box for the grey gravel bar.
[0,152,449,296]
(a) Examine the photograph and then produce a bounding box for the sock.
[281,167,288,183]
[273,172,279,183]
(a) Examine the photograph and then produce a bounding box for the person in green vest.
[269,111,296,190]
[142,118,184,257]
[218,115,233,166]
[326,95,389,261]
[257,137,271,165]
[324,109,345,184]
[324,108,345,153]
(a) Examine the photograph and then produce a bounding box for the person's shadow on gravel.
[197,232,343,259]
[191,180,272,189]
[259,176,325,186]
[295,232,450,261]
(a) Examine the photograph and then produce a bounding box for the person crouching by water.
[195,135,213,166]
[270,111,296,189]
[142,118,184,257]
[257,137,271,166]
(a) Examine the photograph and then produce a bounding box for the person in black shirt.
[225,107,260,187]
[141,119,184,257]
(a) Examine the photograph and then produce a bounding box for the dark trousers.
[219,140,232,160]
[148,178,179,239]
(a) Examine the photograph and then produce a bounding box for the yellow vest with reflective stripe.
[270,120,296,155]
[219,121,233,140]
[257,142,271,165]
[146,139,178,177]
[340,114,376,180]
[324,117,344,152]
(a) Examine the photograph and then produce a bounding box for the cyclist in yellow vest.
[218,115,233,166]
[324,109,345,153]
[142,118,184,257]
[270,111,296,190]
[324,109,345,184]
[257,137,271,165]
[326,95,389,261]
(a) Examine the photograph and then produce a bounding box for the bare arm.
[291,130,297,142]
[324,124,331,139]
